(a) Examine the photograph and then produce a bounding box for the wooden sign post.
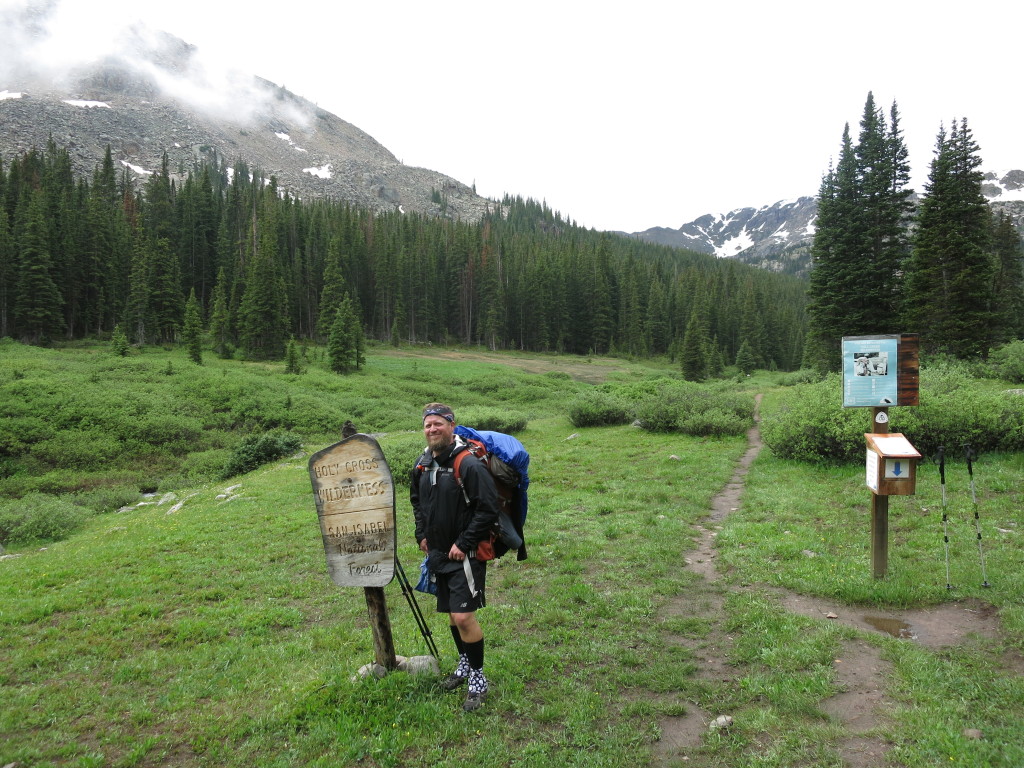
[841,334,920,579]
[309,432,398,669]
[869,408,890,580]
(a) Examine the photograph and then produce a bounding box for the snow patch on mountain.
[715,230,754,258]
[64,99,110,108]
[303,163,333,179]
[984,170,1024,202]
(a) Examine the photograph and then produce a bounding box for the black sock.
[450,624,466,655]
[464,638,485,671]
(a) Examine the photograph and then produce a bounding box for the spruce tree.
[111,323,129,356]
[328,298,356,373]
[238,225,288,360]
[14,194,63,344]
[902,119,994,357]
[735,340,757,375]
[317,236,347,342]
[183,288,203,364]
[0,207,12,338]
[350,294,366,370]
[680,305,709,382]
[148,238,184,344]
[284,337,301,374]
[207,267,231,357]
[125,233,151,346]
[990,212,1024,342]
[806,94,913,371]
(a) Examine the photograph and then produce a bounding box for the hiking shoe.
[440,672,467,691]
[463,689,487,712]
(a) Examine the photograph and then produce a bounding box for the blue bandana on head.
[423,406,454,423]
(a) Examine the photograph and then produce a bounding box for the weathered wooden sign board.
[308,434,395,587]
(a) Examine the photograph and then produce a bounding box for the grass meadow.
[1,341,1022,767]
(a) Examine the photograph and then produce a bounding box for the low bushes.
[220,432,303,479]
[568,391,631,428]
[456,408,528,434]
[761,365,1024,463]
[568,378,754,437]
[0,492,91,545]
[987,339,1024,384]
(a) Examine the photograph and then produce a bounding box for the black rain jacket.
[411,439,499,574]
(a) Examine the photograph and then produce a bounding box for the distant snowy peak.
[633,169,1023,277]
[632,196,818,275]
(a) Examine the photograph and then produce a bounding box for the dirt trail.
[654,394,1008,767]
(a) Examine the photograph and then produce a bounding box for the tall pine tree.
[14,193,63,344]
[989,212,1024,343]
[902,119,994,357]
[806,94,913,371]
[183,288,203,364]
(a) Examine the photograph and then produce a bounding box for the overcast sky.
[3,0,1021,232]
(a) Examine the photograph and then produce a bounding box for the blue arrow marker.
[892,461,903,476]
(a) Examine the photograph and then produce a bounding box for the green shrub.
[568,391,632,427]
[987,340,1024,383]
[221,432,303,479]
[380,433,429,490]
[760,374,864,462]
[773,369,823,387]
[0,493,91,545]
[29,431,125,471]
[456,408,528,434]
[679,407,749,437]
[72,485,144,514]
[761,367,1024,463]
[632,380,754,435]
[544,371,572,381]
[898,385,1020,458]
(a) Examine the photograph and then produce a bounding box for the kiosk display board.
[842,334,919,408]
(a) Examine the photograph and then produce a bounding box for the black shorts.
[436,560,486,613]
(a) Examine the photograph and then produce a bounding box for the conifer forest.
[0,140,808,374]
[805,94,1023,370]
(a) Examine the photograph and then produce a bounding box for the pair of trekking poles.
[394,556,440,658]
[936,444,990,590]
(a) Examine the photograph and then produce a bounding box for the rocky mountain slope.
[631,171,1024,276]
[0,22,492,221]
[3,9,1020,272]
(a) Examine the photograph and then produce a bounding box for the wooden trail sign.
[309,434,396,587]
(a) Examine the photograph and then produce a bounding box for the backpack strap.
[452,448,472,504]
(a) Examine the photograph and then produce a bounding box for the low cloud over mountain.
[0,1,492,220]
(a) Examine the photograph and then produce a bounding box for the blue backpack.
[452,425,530,561]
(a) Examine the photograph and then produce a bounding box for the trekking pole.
[936,446,953,590]
[962,444,991,588]
[394,555,439,658]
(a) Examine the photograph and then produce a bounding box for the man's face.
[424,414,455,454]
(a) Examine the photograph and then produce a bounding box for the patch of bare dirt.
[778,593,1002,649]
[822,639,895,767]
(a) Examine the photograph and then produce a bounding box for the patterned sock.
[468,667,488,694]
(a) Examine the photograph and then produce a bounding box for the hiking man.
[411,403,499,712]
